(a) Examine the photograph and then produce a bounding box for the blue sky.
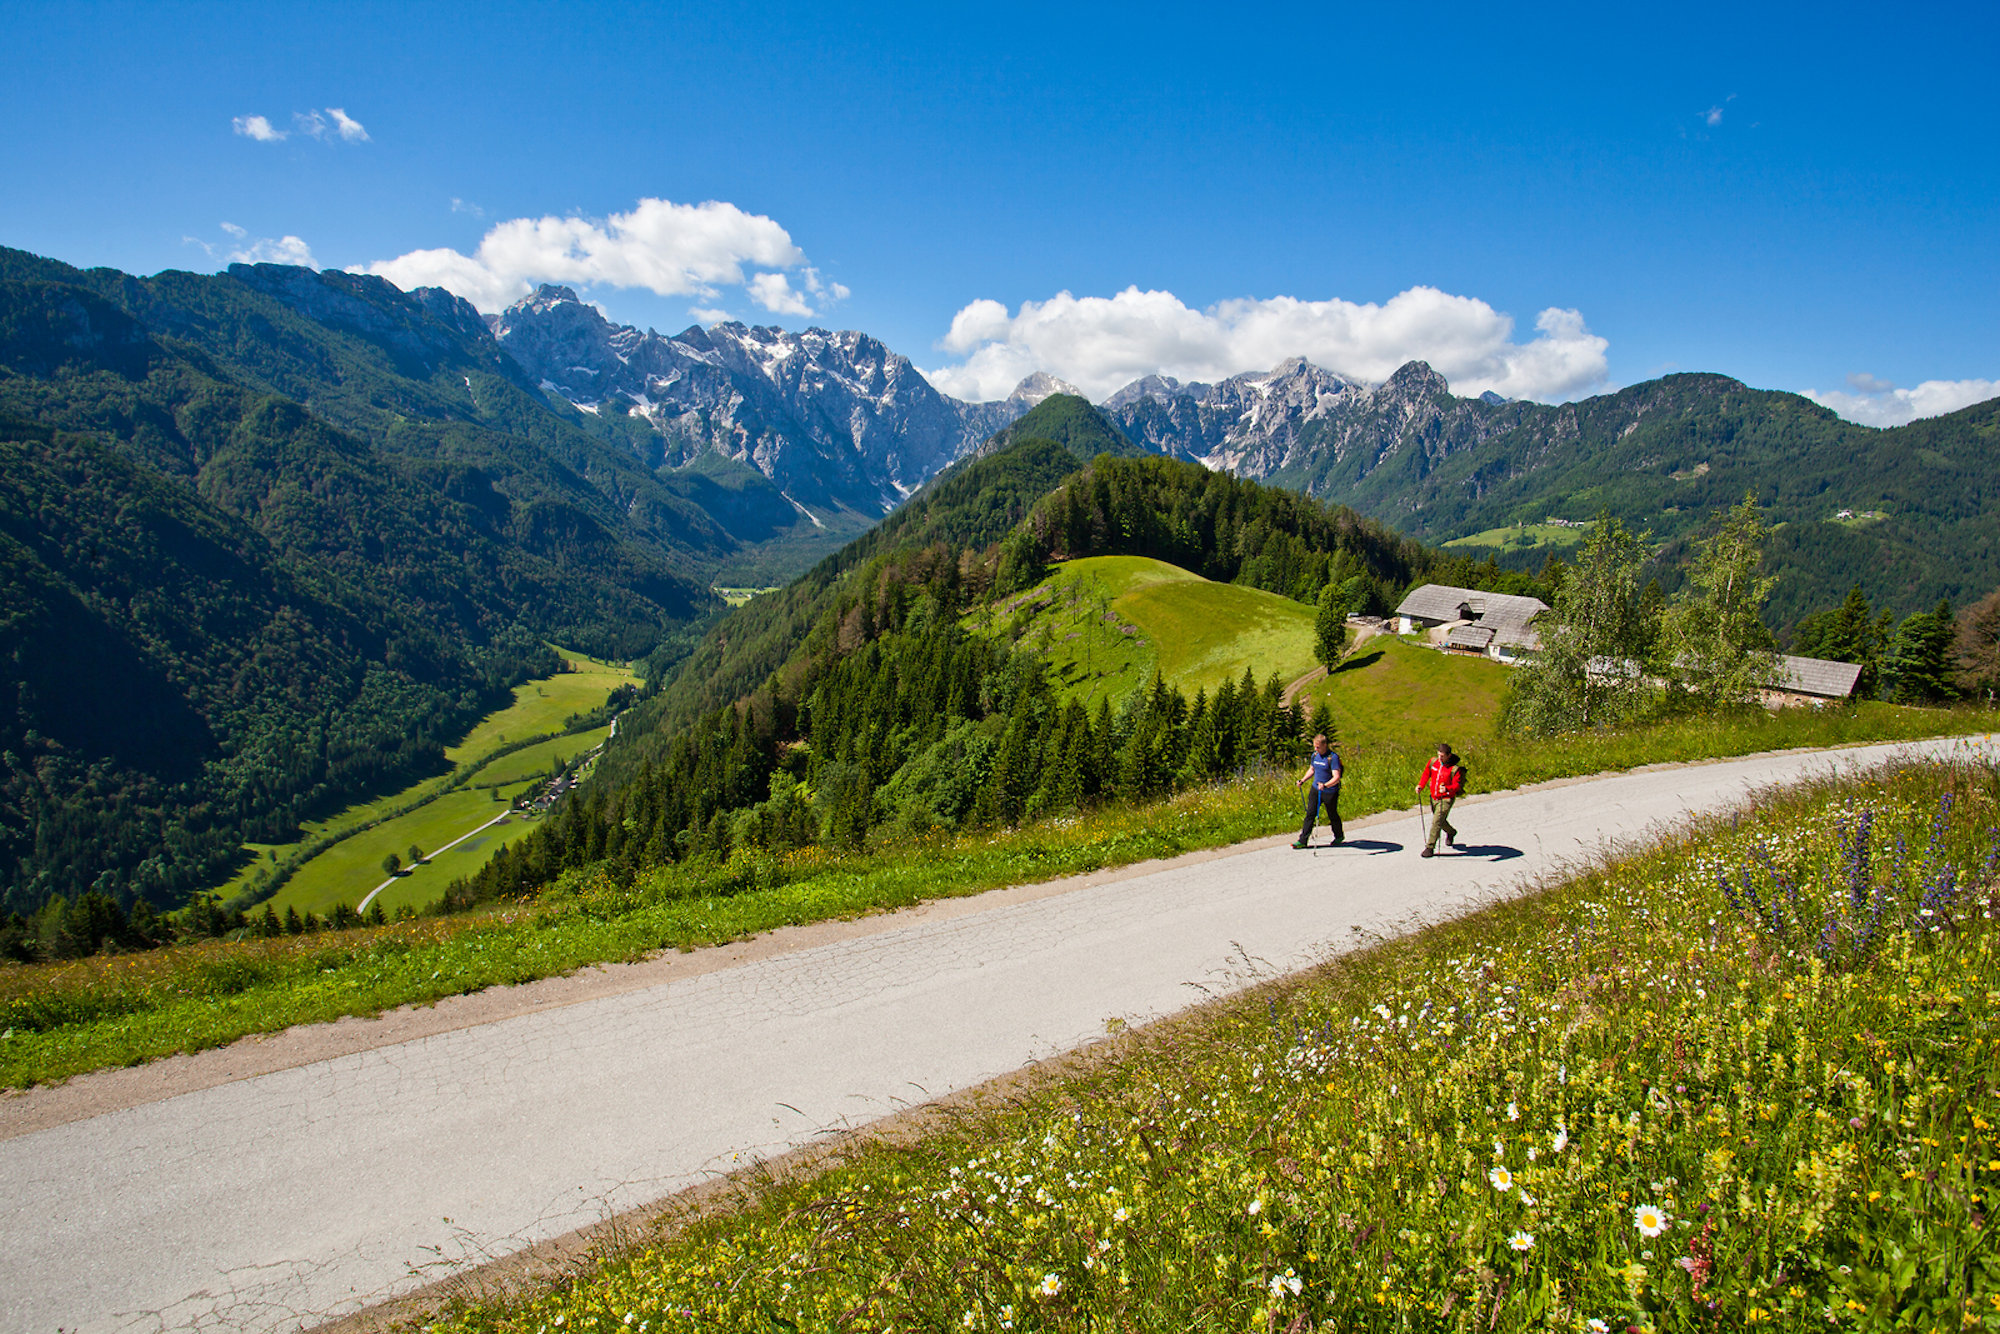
[4,0,1994,422]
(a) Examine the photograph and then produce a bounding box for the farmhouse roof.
[1396,584,1550,645]
[1774,654,1864,699]
[1446,625,1496,650]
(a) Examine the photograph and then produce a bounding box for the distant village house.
[1393,584,1550,663]
[1762,655,1865,708]
[1394,582,1866,704]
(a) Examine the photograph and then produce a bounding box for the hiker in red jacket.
[1416,743,1465,858]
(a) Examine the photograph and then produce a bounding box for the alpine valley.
[3,242,1998,916]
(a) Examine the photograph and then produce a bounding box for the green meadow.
[1300,631,1511,751]
[977,556,1320,706]
[423,756,2000,1333]
[1443,522,1594,553]
[209,651,637,917]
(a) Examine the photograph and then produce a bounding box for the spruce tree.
[1885,600,1957,703]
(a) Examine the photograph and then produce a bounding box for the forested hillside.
[1130,362,2000,627]
[450,434,1533,909]
[0,417,558,912]
[0,250,757,913]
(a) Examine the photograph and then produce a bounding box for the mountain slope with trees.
[452,435,1543,910]
[1102,360,2000,627]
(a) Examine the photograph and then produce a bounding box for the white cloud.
[214,222,319,267]
[1704,106,1724,127]
[1804,375,2000,428]
[358,196,838,316]
[326,107,369,142]
[232,114,286,142]
[450,197,485,218]
[924,285,1610,403]
[748,272,815,316]
[689,307,733,325]
[233,108,368,144]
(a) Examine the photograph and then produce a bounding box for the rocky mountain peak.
[1004,372,1083,409]
[491,300,1040,517]
[1383,360,1449,397]
[1101,373,1190,410]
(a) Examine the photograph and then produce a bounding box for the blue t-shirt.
[1309,749,1341,788]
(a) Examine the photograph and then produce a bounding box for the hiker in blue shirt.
[1292,733,1344,848]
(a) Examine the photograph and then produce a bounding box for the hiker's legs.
[1326,785,1343,842]
[1425,797,1456,852]
[1297,786,1322,844]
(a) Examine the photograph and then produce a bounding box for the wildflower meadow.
[430,757,2000,1333]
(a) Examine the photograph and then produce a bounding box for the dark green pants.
[1425,797,1457,852]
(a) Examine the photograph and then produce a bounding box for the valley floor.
[3,736,1990,1334]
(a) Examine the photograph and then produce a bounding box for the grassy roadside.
[424,755,2000,1333]
[0,704,1987,1089]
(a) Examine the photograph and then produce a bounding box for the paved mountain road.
[2,737,1987,1333]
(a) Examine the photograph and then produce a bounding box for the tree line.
[440,452,1470,910]
[1508,495,1980,734]
[0,887,400,963]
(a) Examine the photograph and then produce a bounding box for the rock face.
[494,287,1049,516]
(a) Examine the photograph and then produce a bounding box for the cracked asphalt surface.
[2,737,1986,1332]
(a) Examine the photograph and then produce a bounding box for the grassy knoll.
[979,556,1317,706]
[0,704,1984,1089]
[1301,632,1512,750]
[211,652,637,915]
[422,756,2000,1332]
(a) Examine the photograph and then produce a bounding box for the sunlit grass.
[212,652,635,915]
[426,757,2000,1333]
[0,704,1984,1088]
[973,557,1318,708]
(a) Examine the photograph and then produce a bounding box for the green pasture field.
[1442,521,1593,552]
[712,586,782,607]
[2,696,1984,1089]
[423,757,2000,1333]
[470,724,611,790]
[979,556,1318,706]
[210,651,637,916]
[270,789,546,918]
[1298,631,1511,751]
[446,651,632,763]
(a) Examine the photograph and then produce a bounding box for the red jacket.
[1420,757,1464,800]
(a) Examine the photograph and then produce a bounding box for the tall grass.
[428,756,2000,1332]
[0,704,1984,1088]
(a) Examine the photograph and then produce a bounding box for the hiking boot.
[1291,840,1310,850]
[1420,848,1434,858]
[1445,832,1455,847]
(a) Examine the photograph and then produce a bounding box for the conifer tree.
[1884,600,1957,703]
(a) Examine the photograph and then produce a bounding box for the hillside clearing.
[976,556,1319,706]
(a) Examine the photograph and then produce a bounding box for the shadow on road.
[1441,843,1523,862]
[1312,838,1402,855]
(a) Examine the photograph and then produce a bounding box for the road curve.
[2,736,1989,1333]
